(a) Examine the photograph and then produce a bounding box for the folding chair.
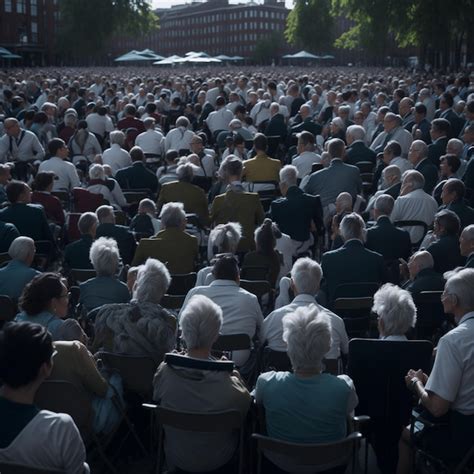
[143,404,245,474]
[0,295,17,329]
[51,190,71,210]
[240,266,270,282]
[66,212,82,242]
[355,161,375,174]
[333,297,374,339]
[240,279,272,309]
[333,282,379,301]
[123,191,150,204]
[72,187,105,212]
[0,463,64,474]
[262,347,292,373]
[167,272,197,296]
[393,220,429,250]
[161,294,186,311]
[413,290,445,341]
[33,240,53,271]
[114,210,127,226]
[70,268,96,284]
[213,333,251,353]
[311,162,324,173]
[0,252,11,265]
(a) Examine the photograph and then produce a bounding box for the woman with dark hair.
[242,218,281,288]
[15,273,68,340]
[0,322,89,472]
[31,171,65,226]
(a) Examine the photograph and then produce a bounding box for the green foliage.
[253,32,286,64]
[56,0,157,60]
[285,0,334,53]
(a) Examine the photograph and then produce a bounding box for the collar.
[210,279,239,287]
[381,335,408,341]
[416,157,429,168]
[459,311,474,325]
[376,215,391,225]
[343,238,363,247]
[293,294,317,304]
[330,158,343,166]
[255,152,269,159]
[287,185,303,197]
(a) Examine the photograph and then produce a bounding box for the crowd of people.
[0,65,473,473]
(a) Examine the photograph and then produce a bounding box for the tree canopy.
[56,0,157,61]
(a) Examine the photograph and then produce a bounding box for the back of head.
[48,138,66,157]
[435,209,460,237]
[291,257,322,295]
[209,222,242,257]
[32,171,55,192]
[253,133,268,153]
[255,218,276,256]
[212,254,240,281]
[432,118,450,136]
[96,204,115,224]
[78,212,98,235]
[374,194,395,216]
[138,198,156,215]
[0,322,53,388]
[219,156,243,181]
[89,237,120,276]
[327,138,345,159]
[177,163,194,183]
[347,124,366,142]
[412,250,434,271]
[19,273,63,316]
[298,131,315,149]
[340,212,365,242]
[403,170,425,191]
[8,236,35,263]
[133,258,171,304]
[385,140,402,158]
[6,180,28,204]
[444,268,474,312]
[279,165,298,188]
[109,130,125,147]
[160,202,185,229]
[89,163,105,181]
[443,178,465,200]
[129,146,144,162]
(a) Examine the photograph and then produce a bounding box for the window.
[31,0,37,16]
[5,0,12,12]
[17,0,26,14]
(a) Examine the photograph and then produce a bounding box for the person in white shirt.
[164,116,194,153]
[292,131,322,178]
[250,94,272,128]
[0,118,45,163]
[102,131,132,176]
[87,164,127,210]
[134,117,164,157]
[370,113,413,157]
[391,170,438,244]
[179,255,263,367]
[205,96,233,136]
[360,102,377,141]
[264,257,348,361]
[85,106,114,142]
[189,134,215,177]
[381,140,413,181]
[38,138,80,192]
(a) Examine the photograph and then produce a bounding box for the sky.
[151,0,294,10]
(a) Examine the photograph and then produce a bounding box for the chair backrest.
[348,338,433,423]
[66,212,82,242]
[355,161,375,174]
[240,279,272,302]
[213,333,251,352]
[413,291,445,340]
[252,432,362,473]
[71,268,96,284]
[333,296,374,338]
[0,462,65,474]
[0,252,11,265]
[333,282,379,300]
[97,351,157,399]
[35,380,93,437]
[72,187,104,212]
[168,272,197,296]
[262,347,292,373]
[0,294,17,328]
[393,220,429,249]
[161,294,186,311]
[123,191,150,204]
[241,266,270,282]
[311,163,324,173]
[164,353,235,372]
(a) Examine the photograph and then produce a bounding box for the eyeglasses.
[59,292,71,299]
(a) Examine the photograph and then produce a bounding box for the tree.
[285,0,334,54]
[56,0,157,62]
[253,32,286,65]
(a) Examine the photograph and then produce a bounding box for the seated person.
[156,162,210,226]
[433,154,461,204]
[0,236,39,300]
[439,179,474,230]
[15,273,68,340]
[0,220,19,254]
[402,251,446,294]
[79,237,130,312]
[196,222,242,287]
[31,172,65,227]
[87,164,127,210]
[156,149,179,185]
[399,269,474,472]
[255,305,358,467]
[242,218,281,288]
[132,202,198,273]
[153,294,251,473]
[460,225,474,268]
[329,192,353,250]
[64,212,98,270]
[426,210,465,274]
[115,145,158,193]
[93,258,176,363]
[129,198,161,237]
[0,322,89,472]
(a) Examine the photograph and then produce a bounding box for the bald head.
[409,250,434,280]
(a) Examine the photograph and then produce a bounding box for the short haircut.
[6,180,28,204]
[48,138,66,156]
[383,164,401,181]
[124,104,137,116]
[443,178,465,199]
[346,125,366,142]
[440,154,461,173]
[298,131,315,147]
[89,163,105,181]
[340,212,366,242]
[212,254,240,281]
[133,258,170,304]
[208,223,242,257]
[372,283,417,336]
[375,194,395,215]
[180,295,223,350]
[160,202,185,229]
[138,198,156,214]
[253,133,268,152]
[291,257,322,295]
[129,146,144,162]
[219,156,243,180]
[89,237,120,276]
[8,236,35,262]
[78,212,98,235]
[177,163,194,182]
[0,322,53,388]
[143,117,155,129]
[176,116,190,128]
[431,118,450,135]
[32,171,55,192]
[411,139,428,157]
[327,138,345,159]
[279,165,298,187]
[19,273,64,316]
[414,102,427,115]
[403,170,425,190]
[283,305,331,371]
[444,268,474,310]
[96,204,114,223]
[384,140,402,157]
[435,209,460,236]
[109,130,125,146]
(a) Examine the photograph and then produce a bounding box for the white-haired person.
[79,237,130,312]
[255,306,358,467]
[93,258,177,363]
[397,268,474,473]
[264,257,349,363]
[372,284,417,340]
[129,198,161,238]
[196,222,242,287]
[101,130,132,176]
[87,163,127,210]
[153,294,250,473]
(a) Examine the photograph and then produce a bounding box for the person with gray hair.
[87,164,127,210]
[391,170,438,244]
[135,117,165,156]
[366,164,402,215]
[399,268,474,473]
[129,198,161,237]
[372,284,417,340]
[381,140,412,177]
[93,257,176,364]
[102,131,132,176]
[164,116,194,152]
[0,236,39,299]
[321,212,385,304]
[345,125,377,167]
[79,237,130,312]
[408,139,438,194]
[152,293,250,473]
[460,224,474,268]
[264,257,349,361]
[64,212,98,270]
[255,305,357,447]
[366,194,411,261]
[132,202,198,273]
[371,111,413,157]
[402,250,446,294]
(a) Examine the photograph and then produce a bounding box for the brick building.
[0,0,59,65]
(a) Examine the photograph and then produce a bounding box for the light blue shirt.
[15,310,64,340]
[79,276,130,312]
[0,260,40,300]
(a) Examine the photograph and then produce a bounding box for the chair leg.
[92,433,119,474]
[156,425,164,474]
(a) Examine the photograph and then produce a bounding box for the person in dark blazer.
[426,210,465,274]
[290,104,322,137]
[0,221,20,253]
[0,181,54,243]
[402,251,445,294]
[132,202,198,273]
[321,213,386,304]
[406,102,431,144]
[264,104,287,141]
[64,212,98,270]
[409,140,439,195]
[95,205,136,265]
[427,118,449,167]
[345,125,376,166]
[366,194,411,261]
[115,145,158,193]
[433,156,461,205]
[460,225,474,268]
[270,165,323,254]
[434,92,465,138]
[31,172,66,227]
[156,163,210,227]
[439,179,474,229]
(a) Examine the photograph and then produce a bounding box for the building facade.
[0,0,59,65]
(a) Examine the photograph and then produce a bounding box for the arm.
[32,134,45,160]
[111,180,127,208]
[75,341,108,397]
[69,163,81,189]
